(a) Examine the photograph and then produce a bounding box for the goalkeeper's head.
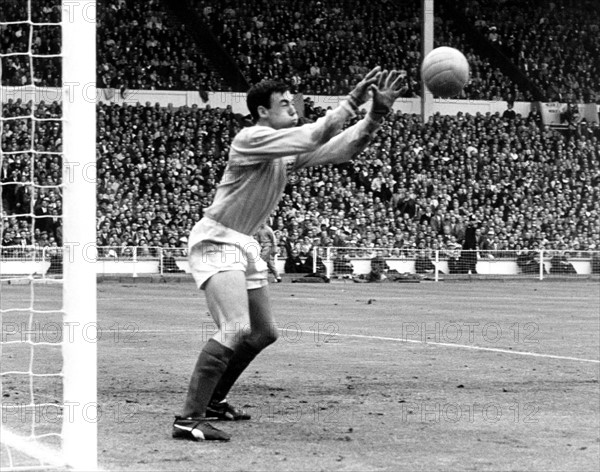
[247,80,298,129]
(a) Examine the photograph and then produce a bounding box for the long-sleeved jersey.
[192,100,382,243]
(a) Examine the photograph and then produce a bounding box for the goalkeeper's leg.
[176,271,250,441]
[209,285,279,419]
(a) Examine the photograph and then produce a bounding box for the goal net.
[1,1,97,470]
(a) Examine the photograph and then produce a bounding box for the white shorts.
[188,217,268,290]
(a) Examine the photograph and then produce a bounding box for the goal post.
[61,0,98,469]
[0,0,97,469]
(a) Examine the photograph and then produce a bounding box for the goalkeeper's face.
[262,91,299,129]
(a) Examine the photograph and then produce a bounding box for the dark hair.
[246,80,289,121]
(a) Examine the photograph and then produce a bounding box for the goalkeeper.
[173,67,406,441]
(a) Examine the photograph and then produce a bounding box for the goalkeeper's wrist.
[369,98,393,120]
[347,94,361,112]
[368,109,389,122]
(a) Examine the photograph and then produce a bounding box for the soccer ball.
[421,47,469,98]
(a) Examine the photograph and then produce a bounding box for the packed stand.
[96,0,227,92]
[0,0,592,103]
[194,0,422,96]
[0,0,61,87]
[3,98,598,271]
[94,100,242,257]
[1,98,63,256]
[458,0,600,103]
[274,103,600,276]
[434,2,532,102]
[0,0,227,91]
[193,0,524,100]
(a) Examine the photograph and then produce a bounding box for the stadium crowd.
[2,0,600,274]
[0,0,226,92]
[458,0,600,103]
[96,0,227,92]
[5,0,596,102]
[193,0,526,101]
[0,0,61,87]
[2,98,599,266]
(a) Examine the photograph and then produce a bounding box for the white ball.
[421,47,470,98]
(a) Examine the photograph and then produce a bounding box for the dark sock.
[211,341,261,403]
[181,338,234,418]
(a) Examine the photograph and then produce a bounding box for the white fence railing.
[311,247,600,280]
[0,245,189,278]
[1,246,599,280]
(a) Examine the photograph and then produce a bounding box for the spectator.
[591,249,600,275]
[549,247,577,275]
[445,235,464,274]
[502,102,516,121]
[368,249,390,282]
[302,249,327,275]
[480,228,500,258]
[516,248,544,275]
[284,248,304,274]
[332,250,354,276]
[460,217,479,274]
[46,247,63,275]
[415,247,436,275]
[161,249,185,273]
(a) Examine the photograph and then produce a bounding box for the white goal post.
[0,1,97,470]
[61,0,98,469]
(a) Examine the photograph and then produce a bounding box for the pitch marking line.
[97,296,322,301]
[135,327,600,364]
[97,295,595,302]
[296,329,600,364]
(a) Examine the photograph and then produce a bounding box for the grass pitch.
[2,279,599,471]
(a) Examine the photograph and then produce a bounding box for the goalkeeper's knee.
[247,326,279,351]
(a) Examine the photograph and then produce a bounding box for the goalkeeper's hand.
[368,70,407,120]
[347,66,382,109]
